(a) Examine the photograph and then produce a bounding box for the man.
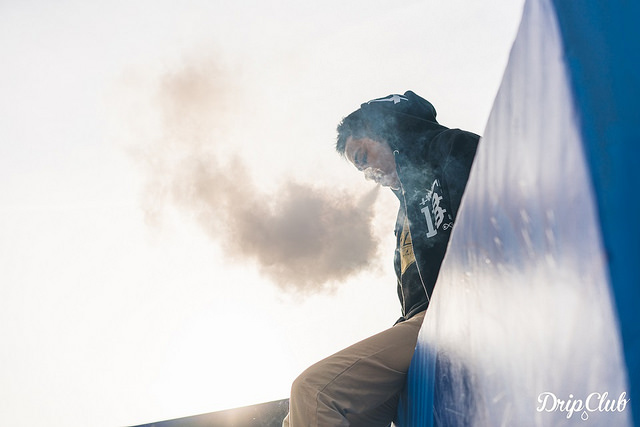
[283,91,479,427]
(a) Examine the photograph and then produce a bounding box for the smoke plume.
[127,56,380,294]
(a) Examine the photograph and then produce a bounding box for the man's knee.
[291,364,322,401]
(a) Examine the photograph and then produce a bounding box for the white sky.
[0,1,524,426]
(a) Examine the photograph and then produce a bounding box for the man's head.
[336,108,400,189]
[337,91,437,190]
[343,136,400,190]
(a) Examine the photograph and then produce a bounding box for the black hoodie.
[359,91,479,321]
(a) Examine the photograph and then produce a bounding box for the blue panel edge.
[397,338,435,427]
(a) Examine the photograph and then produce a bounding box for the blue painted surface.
[397,336,435,427]
[551,3,640,426]
[397,1,636,425]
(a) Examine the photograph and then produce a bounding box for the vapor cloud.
[127,56,380,294]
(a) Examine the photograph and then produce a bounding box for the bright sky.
[0,1,523,426]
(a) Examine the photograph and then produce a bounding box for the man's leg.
[283,311,424,427]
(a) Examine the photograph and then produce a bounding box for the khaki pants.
[283,311,425,427]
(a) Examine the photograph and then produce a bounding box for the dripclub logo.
[536,391,630,421]
[420,179,453,238]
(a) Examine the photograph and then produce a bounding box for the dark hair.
[336,110,366,156]
[335,107,398,157]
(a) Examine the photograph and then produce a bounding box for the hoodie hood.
[358,91,448,156]
[361,91,438,123]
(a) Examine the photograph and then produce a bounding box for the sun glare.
[151,305,294,419]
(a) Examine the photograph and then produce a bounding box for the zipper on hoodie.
[394,150,430,306]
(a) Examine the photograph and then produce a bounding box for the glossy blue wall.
[551,3,640,425]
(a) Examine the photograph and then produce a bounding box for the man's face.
[344,136,400,190]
